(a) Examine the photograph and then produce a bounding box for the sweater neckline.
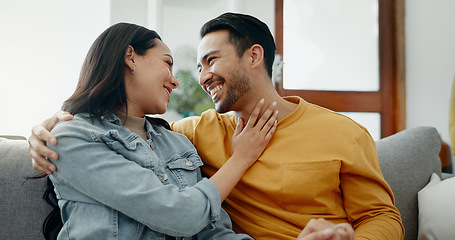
[276,96,308,129]
[115,112,147,141]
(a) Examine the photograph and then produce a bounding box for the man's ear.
[125,45,136,72]
[248,44,265,69]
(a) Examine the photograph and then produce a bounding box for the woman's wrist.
[229,153,254,171]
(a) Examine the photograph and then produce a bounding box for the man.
[30,13,403,239]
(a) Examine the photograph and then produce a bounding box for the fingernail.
[259,99,264,104]
[50,153,58,160]
[275,110,279,116]
[271,101,276,106]
[49,166,55,171]
[322,229,333,237]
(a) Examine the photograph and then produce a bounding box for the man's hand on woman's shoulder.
[28,111,73,174]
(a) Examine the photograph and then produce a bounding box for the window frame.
[274,0,405,138]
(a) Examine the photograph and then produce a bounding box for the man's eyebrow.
[197,50,220,70]
[200,50,220,63]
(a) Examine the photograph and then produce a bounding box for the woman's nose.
[170,74,179,89]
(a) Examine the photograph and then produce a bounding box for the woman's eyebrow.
[164,54,174,63]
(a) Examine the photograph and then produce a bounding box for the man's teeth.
[210,85,223,96]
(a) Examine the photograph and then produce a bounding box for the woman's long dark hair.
[41,23,168,240]
[63,22,161,119]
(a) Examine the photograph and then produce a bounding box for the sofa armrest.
[376,126,441,240]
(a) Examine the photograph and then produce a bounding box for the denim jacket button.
[185,158,193,166]
[158,174,168,181]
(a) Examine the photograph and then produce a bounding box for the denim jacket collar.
[100,113,161,140]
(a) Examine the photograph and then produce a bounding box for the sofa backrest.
[0,137,51,240]
[376,126,441,240]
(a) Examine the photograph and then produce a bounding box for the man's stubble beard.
[215,69,251,114]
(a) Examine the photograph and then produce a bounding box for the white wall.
[110,0,147,26]
[0,0,110,138]
[405,0,455,147]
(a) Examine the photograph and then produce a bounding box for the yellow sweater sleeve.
[341,130,404,240]
[170,116,203,143]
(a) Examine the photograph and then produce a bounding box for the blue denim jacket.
[48,113,251,240]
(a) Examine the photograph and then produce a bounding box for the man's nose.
[199,69,213,87]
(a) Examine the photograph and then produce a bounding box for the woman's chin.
[157,107,167,115]
[145,108,166,116]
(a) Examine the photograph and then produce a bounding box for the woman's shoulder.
[51,114,105,137]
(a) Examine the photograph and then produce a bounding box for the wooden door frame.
[275,0,406,138]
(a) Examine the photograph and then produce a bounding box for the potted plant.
[168,69,214,117]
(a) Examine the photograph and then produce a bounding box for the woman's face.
[124,39,179,117]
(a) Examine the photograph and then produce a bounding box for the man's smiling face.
[197,30,251,113]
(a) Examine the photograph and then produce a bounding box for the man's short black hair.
[200,12,276,78]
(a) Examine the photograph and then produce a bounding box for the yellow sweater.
[171,96,404,240]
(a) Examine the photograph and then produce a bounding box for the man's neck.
[232,91,297,123]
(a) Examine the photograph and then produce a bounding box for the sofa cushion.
[418,173,455,240]
[0,137,51,240]
[376,126,441,240]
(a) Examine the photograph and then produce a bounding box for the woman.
[44,23,278,239]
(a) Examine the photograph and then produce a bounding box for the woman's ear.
[249,44,264,69]
[125,45,136,72]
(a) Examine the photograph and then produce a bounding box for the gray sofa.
[0,126,449,240]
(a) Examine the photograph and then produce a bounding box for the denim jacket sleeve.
[196,208,253,240]
[48,120,222,237]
